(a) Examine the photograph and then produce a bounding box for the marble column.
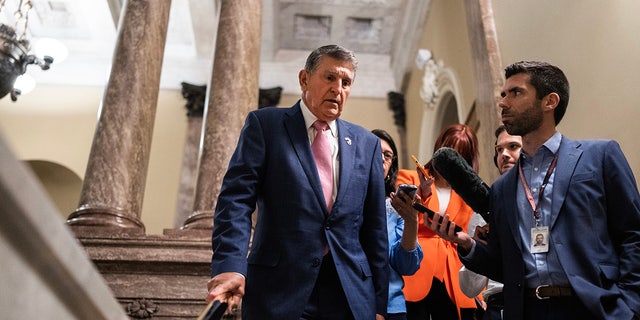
[173,82,206,228]
[464,0,503,184]
[183,0,262,230]
[67,0,172,234]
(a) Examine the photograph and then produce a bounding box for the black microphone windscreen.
[432,147,491,219]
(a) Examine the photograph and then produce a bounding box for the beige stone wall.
[0,86,188,235]
[0,88,394,235]
[400,0,640,182]
[401,0,479,173]
[491,0,640,181]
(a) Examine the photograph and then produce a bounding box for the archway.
[26,160,82,220]
[417,61,466,161]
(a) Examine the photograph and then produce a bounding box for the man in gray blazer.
[205,45,388,320]
[428,61,640,320]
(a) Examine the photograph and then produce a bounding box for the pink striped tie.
[311,120,333,210]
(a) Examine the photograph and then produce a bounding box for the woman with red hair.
[393,124,480,320]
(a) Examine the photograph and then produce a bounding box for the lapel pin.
[345,137,352,145]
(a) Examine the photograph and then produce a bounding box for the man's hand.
[424,211,474,251]
[206,272,245,315]
[473,224,490,245]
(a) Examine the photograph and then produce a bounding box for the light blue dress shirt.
[516,132,570,288]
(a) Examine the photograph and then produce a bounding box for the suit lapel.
[502,166,524,251]
[283,103,327,213]
[549,137,582,228]
[336,119,355,207]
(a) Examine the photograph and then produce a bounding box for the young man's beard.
[504,100,544,137]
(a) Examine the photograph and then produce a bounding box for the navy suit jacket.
[462,136,640,319]
[211,102,389,319]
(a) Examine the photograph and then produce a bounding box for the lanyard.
[518,153,558,225]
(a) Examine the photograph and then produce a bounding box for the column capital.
[258,86,283,108]
[180,82,206,117]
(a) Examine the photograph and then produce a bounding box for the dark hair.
[493,125,507,168]
[372,129,398,197]
[305,45,358,76]
[426,124,480,174]
[504,61,570,125]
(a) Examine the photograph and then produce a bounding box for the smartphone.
[413,203,463,233]
[396,184,418,198]
[197,300,228,320]
[411,155,430,178]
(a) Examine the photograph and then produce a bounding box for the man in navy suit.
[428,61,640,319]
[205,45,388,320]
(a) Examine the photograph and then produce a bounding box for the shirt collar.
[300,99,337,137]
[543,131,562,155]
[520,131,562,161]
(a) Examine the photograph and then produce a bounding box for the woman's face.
[381,139,393,177]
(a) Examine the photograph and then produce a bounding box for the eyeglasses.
[382,151,395,163]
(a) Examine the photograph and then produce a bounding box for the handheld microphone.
[432,147,491,220]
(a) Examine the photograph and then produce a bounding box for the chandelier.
[0,0,52,101]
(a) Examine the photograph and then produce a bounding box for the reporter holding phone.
[394,124,480,320]
[458,125,522,320]
[373,129,423,320]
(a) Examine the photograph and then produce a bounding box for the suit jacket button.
[312,258,321,267]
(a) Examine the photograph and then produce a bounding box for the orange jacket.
[397,169,476,312]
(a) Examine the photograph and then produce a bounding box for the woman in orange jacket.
[394,124,480,320]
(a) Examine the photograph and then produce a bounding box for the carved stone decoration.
[127,298,158,319]
[180,82,207,117]
[258,86,283,108]
[419,58,444,109]
[280,0,392,5]
[175,82,207,228]
[294,14,331,39]
[346,17,381,43]
[387,91,409,168]
[277,0,403,54]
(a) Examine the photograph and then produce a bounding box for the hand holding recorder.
[412,202,463,233]
[409,154,467,238]
[391,184,419,220]
[396,183,418,199]
[411,155,430,178]
[422,207,474,251]
[411,155,434,199]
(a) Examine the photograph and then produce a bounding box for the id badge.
[530,226,549,253]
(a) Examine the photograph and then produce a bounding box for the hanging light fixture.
[0,0,52,101]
